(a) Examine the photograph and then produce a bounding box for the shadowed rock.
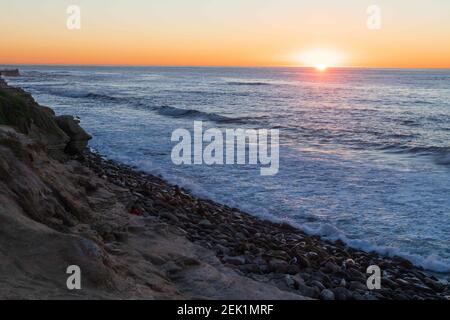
[0,78,69,153]
[0,78,91,156]
[56,115,92,155]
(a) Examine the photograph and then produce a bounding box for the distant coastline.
[0,68,20,77]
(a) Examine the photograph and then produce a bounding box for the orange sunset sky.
[1,0,450,68]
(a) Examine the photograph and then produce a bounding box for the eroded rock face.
[0,127,126,298]
[55,115,92,155]
[0,78,92,156]
[0,78,69,154]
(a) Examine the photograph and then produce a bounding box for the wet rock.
[305,251,319,261]
[423,279,446,292]
[114,232,129,243]
[411,283,434,294]
[268,250,290,260]
[215,244,230,255]
[362,292,379,301]
[382,277,397,289]
[343,258,356,268]
[285,275,296,288]
[297,283,320,299]
[310,280,326,291]
[239,264,260,273]
[324,261,340,274]
[297,255,311,268]
[333,287,353,300]
[320,289,335,300]
[286,265,300,275]
[352,292,365,300]
[223,255,246,266]
[292,274,305,288]
[198,219,214,228]
[398,259,414,270]
[160,211,180,224]
[128,225,146,234]
[178,257,201,267]
[347,268,366,282]
[396,278,410,288]
[349,281,368,291]
[268,258,289,273]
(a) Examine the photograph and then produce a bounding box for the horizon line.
[1,63,450,70]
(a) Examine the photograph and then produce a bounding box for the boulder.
[320,289,336,300]
[56,115,92,155]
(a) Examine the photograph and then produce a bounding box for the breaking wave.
[30,86,122,102]
[155,105,248,124]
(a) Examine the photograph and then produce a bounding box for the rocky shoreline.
[1,76,449,300]
[79,151,450,300]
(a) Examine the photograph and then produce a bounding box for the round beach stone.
[320,289,335,300]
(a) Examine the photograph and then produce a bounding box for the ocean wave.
[382,145,450,155]
[407,146,450,155]
[299,223,450,273]
[399,119,420,127]
[24,71,72,78]
[32,87,122,102]
[155,105,248,124]
[84,92,121,102]
[435,153,450,165]
[380,144,450,166]
[226,81,272,86]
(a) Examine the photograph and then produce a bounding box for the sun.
[296,48,345,70]
[315,64,328,72]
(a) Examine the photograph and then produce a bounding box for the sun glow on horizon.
[297,49,346,69]
[1,1,450,67]
[315,64,328,71]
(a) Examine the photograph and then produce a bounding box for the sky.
[1,0,450,67]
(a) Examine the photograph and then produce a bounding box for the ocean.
[5,65,450,273]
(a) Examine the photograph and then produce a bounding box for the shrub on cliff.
[0,85,69,153]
